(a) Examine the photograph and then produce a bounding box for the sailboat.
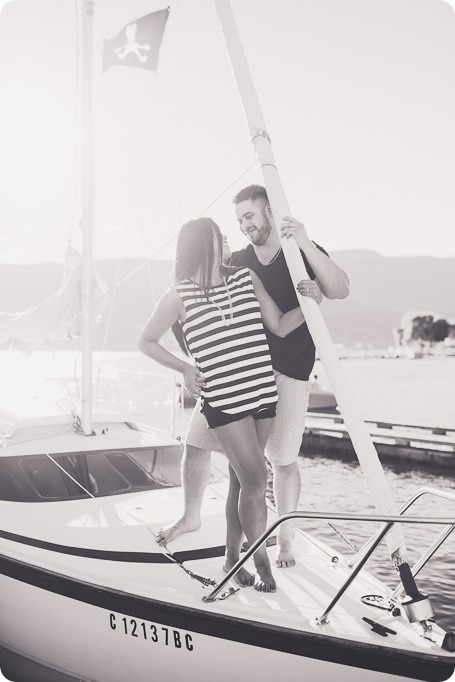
[1,2,455,681]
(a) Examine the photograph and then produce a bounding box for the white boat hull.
[0,419,453,682]
[0,561,452,682]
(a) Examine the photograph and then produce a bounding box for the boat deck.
[1,472,453,666]
[1,429,454,682]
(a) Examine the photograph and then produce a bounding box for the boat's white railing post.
[214,0,405,557]
[81,0,95,435]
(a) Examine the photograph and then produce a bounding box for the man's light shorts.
[185,371,310,467]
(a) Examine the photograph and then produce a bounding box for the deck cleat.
[362,617,397,637]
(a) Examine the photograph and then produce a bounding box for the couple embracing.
[139,185,349,592]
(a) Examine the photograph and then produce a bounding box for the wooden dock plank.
[301,413,455,467]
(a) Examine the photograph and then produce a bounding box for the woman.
[138,218,313,592]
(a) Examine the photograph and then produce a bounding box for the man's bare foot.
[275,541,296,568]
[223,560,255,587]
[156,517,200,546]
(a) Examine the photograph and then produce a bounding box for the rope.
[326,520,359,553]
[1,403,218,590]
[132,520,218,588]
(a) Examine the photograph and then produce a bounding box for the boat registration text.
[108,612,194,651]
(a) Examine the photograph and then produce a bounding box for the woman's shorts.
[200,398,276,429]
[186,372,310,465]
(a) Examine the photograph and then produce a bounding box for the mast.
[214,0,405,558]
[80,0,95,435]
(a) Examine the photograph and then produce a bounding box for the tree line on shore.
[394,313,454,348]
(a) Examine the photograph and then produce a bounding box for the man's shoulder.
[229,244,255,267]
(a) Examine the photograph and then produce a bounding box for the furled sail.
[0,248,106,351]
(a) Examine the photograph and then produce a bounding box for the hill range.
[0,250,453,350]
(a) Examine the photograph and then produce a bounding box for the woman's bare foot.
[254,558,277,592]
[223,557,255,587]
[254,573,277,592]
[156,516,200,546]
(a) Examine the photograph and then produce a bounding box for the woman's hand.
[182,365,206,399]
[296,279,323,304]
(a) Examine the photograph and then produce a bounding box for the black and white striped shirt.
[174,268,278,415]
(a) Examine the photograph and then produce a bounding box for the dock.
[301,413,455,468]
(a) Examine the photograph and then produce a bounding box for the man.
[157,185,349,568]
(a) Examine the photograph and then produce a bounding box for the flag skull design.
[114,23,151,63]
[103,10,169,73]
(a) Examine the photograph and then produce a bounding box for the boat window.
[105,451,153,487]
[0,445,183,502]
[21,457,86,499]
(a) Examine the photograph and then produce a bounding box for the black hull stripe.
[0,528,226,563]
[0,553,453,682]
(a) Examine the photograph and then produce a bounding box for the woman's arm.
[249,270,308,338]
[138,288,204,397]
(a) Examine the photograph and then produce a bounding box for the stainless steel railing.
[348,487,455,572]
[202,506,455,626]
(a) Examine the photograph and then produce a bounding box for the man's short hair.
[232,185,268,205]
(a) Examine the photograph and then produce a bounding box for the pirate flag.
[103,9,169,73]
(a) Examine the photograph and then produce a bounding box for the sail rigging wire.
[0,403,217,590]
[2,0,257,580]
[211,456,360,555]
[0,156,258,434]
[126,509,218,589]
[50,347,79,418]
[214,0,406,562]
[79,54,257,401]
[91,372,177,428]
[0,154,257,436]
[4,159,259,361]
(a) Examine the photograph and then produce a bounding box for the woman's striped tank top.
[174,267,278,416]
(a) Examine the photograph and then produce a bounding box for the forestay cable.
[0,405,217,591]
[214,0,406,561]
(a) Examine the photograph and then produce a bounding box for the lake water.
[1,352,454,633]
[301,357,455,632]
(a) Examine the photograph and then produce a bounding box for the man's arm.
[281,217,350,300]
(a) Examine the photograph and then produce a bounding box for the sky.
[1,0,455,263]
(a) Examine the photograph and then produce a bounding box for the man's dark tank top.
[230,243,329,381]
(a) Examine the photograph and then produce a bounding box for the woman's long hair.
[172,217,230,355]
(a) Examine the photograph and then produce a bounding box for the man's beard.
[247,212,272,246]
